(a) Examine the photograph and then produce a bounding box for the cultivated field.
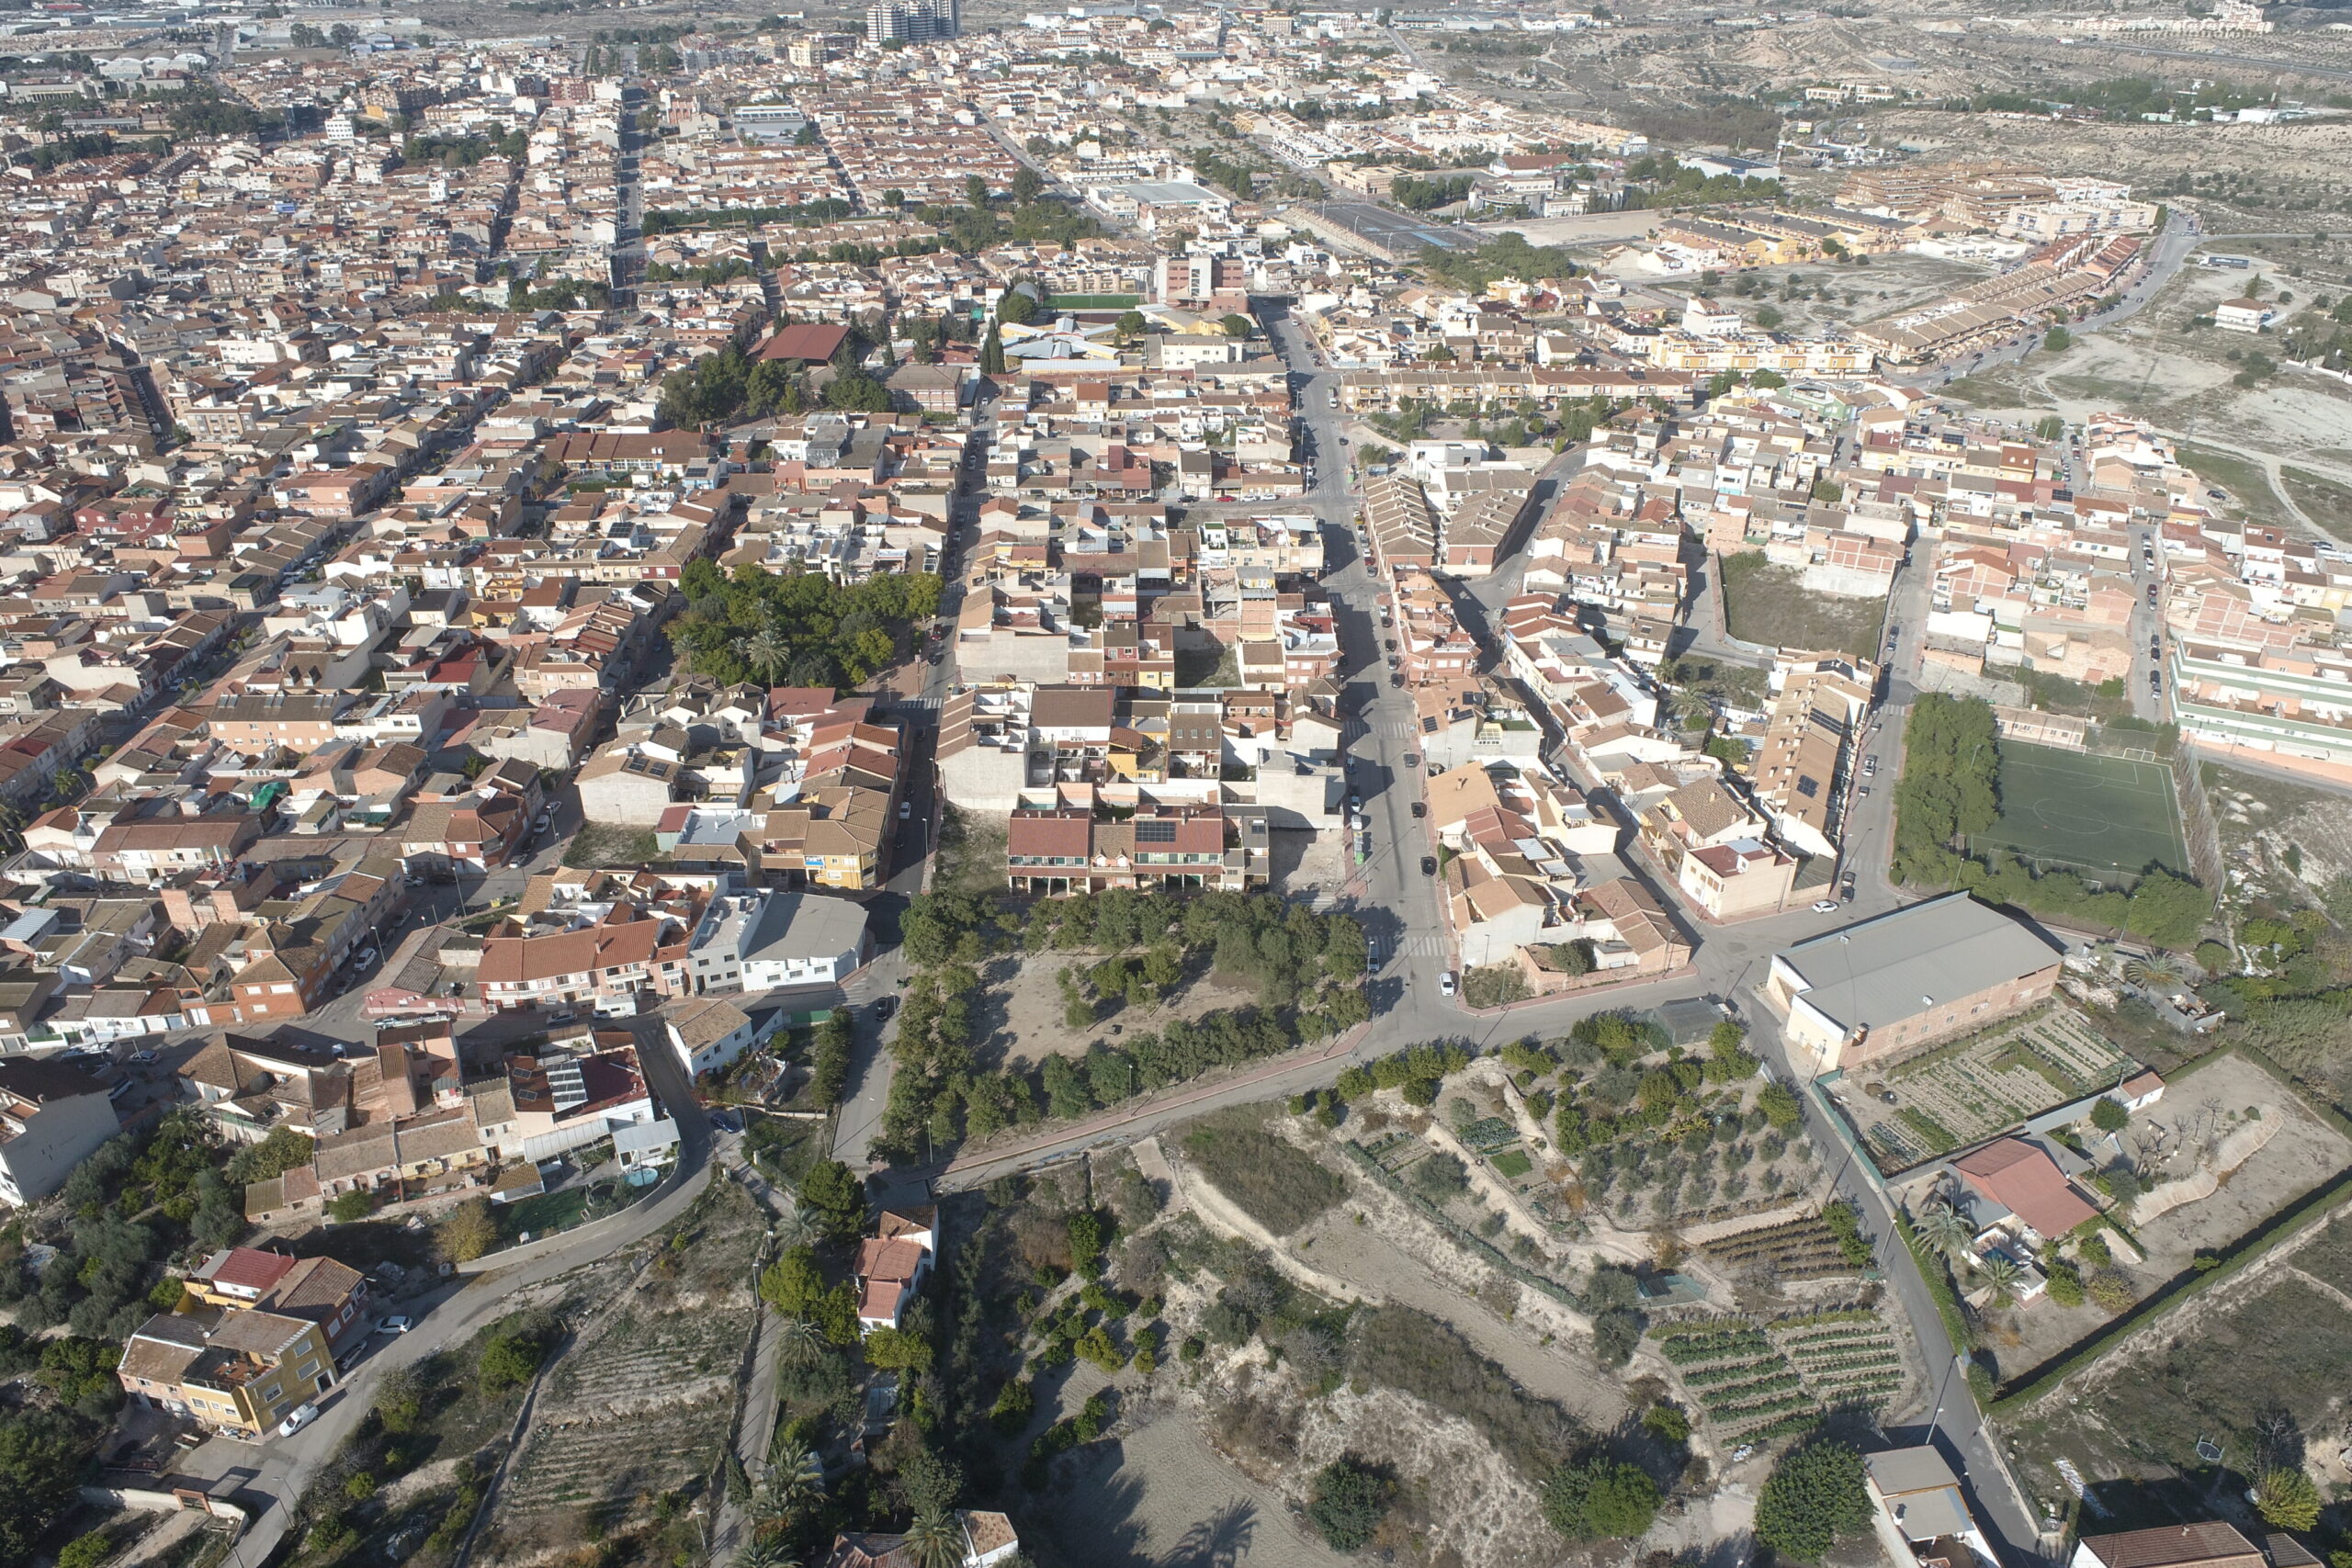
[1842,1004,2137,1171]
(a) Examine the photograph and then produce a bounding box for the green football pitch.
[1968,741,2190,882]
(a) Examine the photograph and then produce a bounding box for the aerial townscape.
[9,2,2352,1568]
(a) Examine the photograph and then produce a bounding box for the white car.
[277,1402,321,1438]
[374,1315,413,1335]
[1439,970,1457,998]
[1811,899,1841,913]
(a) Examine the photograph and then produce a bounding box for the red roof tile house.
[2071,1523,2266,1568]
[853,1206,937,1333]
[1951,1137,2098,1243]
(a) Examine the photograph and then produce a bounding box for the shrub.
[989,1378,1035,1436]
[1542,1457,1660,1540]
[1755,1441,1872,1560]
[434,1196,497,1264]
[2087,1269,2136,1314]
[1641,1402,1690,1445]
[478,1310,558,1391]
[1346,1305,1579,1480]
[2044,1261,2086,1307]
[1758,1082,1803,1130]
[1306,1458,1394,1551]
[2089,1097,2130,1134]
[57,1531,112,1568]
[1182,1108,1345,1234]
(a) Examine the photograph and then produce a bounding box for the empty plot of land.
[1970,743,2188,882]
[1718,555,1884,662]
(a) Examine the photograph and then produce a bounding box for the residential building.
[854,1206,937,1333]
[2072,1524,2267,1568]
[0,1056,119,1206]
[117,1306,336,1438]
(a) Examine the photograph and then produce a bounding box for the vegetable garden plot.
[1649,1319,1823,1442]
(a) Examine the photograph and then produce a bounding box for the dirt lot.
[2120,1055,2352,1273]
[1645,252,1997,338]
[2206,761,2352,911]
[1026,1398,1352,1568]
[979,950,1262,1069]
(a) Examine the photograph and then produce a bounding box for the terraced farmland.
[476,1181,765,1564]
[1769,1309,1907,1413]
[1700,1212,1859,1282]
[1649,1320,1822,1446]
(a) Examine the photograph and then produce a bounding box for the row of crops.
[1701,1212,1859,1282]
[1651,1307,1908,1443]
[1774,1314,1906,1410]
[1648,1320,1822,1444]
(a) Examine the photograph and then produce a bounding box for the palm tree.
[760,1438,825,1520]
[900,1509,964,1568]
[1975,1256,2025,1308]
[745,627,791,688]
[772,1314,823,1368]
[1916,1201,1975,1267]
[737,1538,803,1568]
[771,1201,818,1251]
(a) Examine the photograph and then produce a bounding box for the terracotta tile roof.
[1952,1137,2098,1237]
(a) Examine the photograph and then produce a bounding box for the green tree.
[760,1247,829,1315]
[1306,1458,1393,1551]
[328,1190,376,1224]
[2044,325,2073,352]
[863,1326,933,1373]
[1542,1457,1660,1540]
[1755,1442,1872,1560]
[2255,1467,2321,1531]
[996,288,1038,326]
[979,322,1006,376]
[797,1160,865,1238]
[435,1196,497,1264]
[2089,1097,2130,1134]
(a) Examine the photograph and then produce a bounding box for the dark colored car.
[875,995,897,1021]
[1420,856,1438,876]
[1411,801,1427,818]
[1391,674,1404,688]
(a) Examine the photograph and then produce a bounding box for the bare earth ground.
[980,950,1261,1069]
[2001,1206,2352,1510]
[1028,1399,1353,1568]
[2206,762,2352,907]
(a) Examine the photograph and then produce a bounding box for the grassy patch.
[2177,444,2293,530]
[2281,467,2352,540]
[1043,293,1140,310]
[1719,552,1884,661]
[1461,964,1532,1009]
[2012,668,2137,726]
[1939,370,2039,408]
[562,823,657,868]
[2047,373,2159,409]
[1181,1106,1345,1235]
[1489,1148,1534,1179]
[1345,1304,1581,1480]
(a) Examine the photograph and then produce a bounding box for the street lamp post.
[1928,1350,1970,1441]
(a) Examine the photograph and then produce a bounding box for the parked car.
[1811,899,1840,913]
[1840,877,1857,901]
[1347,793,1362,812]
[374,1315,413,1336]
[1410,800,1427,818]
[1390,674,1404,688]
[876,994,897,1021]
[277,1403,321,1438]
[129,1049,158,1065]
[1439,970,1457,998]
[899,799,912,820]
[1862,756,1877,777]
[1420,856,1438,876]
[2150,638,2161,660]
